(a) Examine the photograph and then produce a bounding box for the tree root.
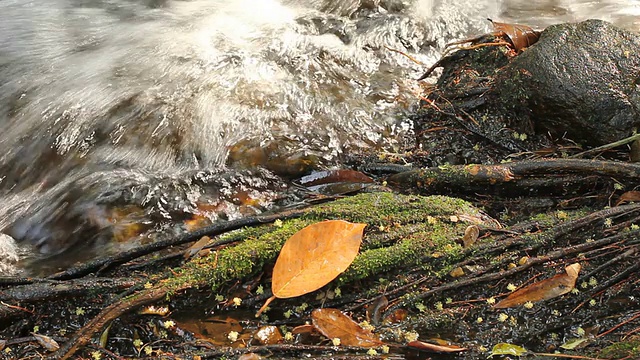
[47,208,306,280]
[388,158,640,196]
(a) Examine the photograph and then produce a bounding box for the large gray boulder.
[497,19,640,145]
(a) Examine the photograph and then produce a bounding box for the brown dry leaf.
[489,19,540,52]
[494,263,581,308]
[273,220,365,298]
[254,326,283,345]
[311,308,383,347]
[383,309,408,324]
[615,190,640,206]
[176,315,243,346]
[462,225,480,248]
[366,296,388,325]
[31,332,60,352]
[292,324,316,334]
[407,340,467,353]
[238,354,262,360]
[184,236,212,260]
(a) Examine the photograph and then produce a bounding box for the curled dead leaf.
[312,308,383,347]
[462,225,480,248]
[615,190,640,206]
[31,332,60,352]
[366,296,388,326]
[292,324,316,335]
[494,263,581,308]
[184,236,212,260]
[488,18,541,53]
[383,309,408,324]
[407,340,467,353]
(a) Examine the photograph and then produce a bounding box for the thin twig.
[570,133,640,159]
[597,311,640,338]
[383,45,424,65]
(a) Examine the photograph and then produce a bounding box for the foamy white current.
[0,0,637,274]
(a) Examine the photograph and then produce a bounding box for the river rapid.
[0,0,638,275]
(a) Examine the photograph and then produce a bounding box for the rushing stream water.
[1,0,638,275]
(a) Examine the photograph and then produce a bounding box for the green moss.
[161,192,486,296]
[598,336,640,359]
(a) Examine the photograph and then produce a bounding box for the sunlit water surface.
[0,0,637,274]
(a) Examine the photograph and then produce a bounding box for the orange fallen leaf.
[383,309,408,324]
[312,308,383,347]
[615,190,640,206]
[292,324,316,335]
[489,19,541,53]
[494,263,581,308]
[257,220,366,315]
[407,340,467,353]
[184,236,212,260]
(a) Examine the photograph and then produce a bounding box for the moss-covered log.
[1,191,637,359]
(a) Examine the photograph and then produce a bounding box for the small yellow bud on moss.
[163,320,175,329]
[228,331,239,342]
[403,331,419,342]
[524,301,534,309]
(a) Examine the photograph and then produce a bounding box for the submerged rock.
[0,234,18,275]
[415,19,640,166]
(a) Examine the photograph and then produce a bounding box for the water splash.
[1,0,636,273]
